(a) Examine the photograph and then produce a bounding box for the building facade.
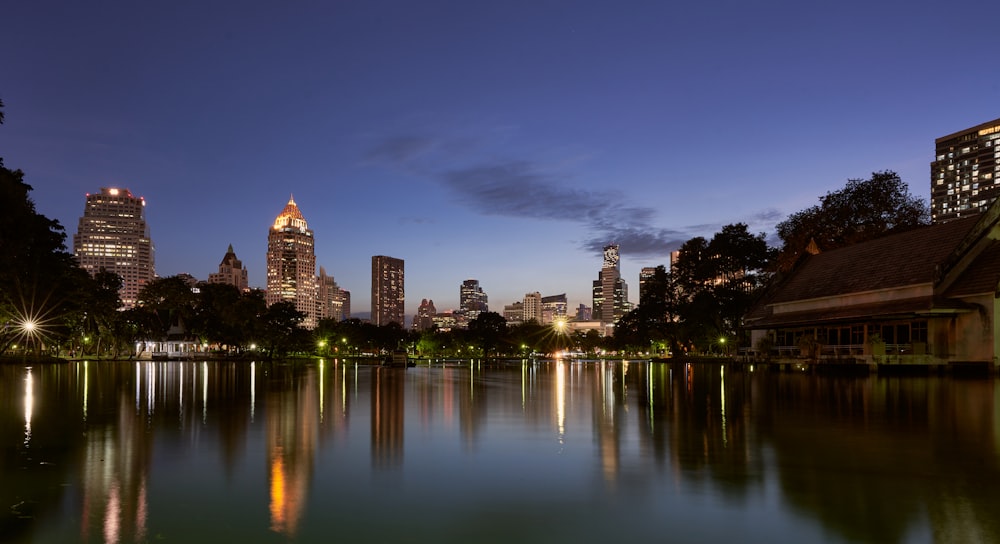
[317,266,347,322]
[523,292,542,323]
[931,117,1000,223]
[540,293,568,324]
[266,196,318,329]
[413,299,436,331]
[208,244,249,291]
[73,187,155,308]
[372,255,405,327]
[460,279,488,321]
[592,244,629,323]
[746,199,1000,368]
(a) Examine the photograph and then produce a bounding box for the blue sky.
[2,1,999,317]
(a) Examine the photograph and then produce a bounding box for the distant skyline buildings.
[371,255,405,327]
[208,244,249,292]
[73,187,155,308]
[266,196,318,329]
[460,279,488,321]
[593,244,630,324]
[931,117,1000,223]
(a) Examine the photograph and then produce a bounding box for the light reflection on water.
[1,360,1000,543]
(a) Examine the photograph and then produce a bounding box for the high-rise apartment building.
[592,244,629,323]
[266,196,318,329]
[523,292,542,323]
[931,117,1000,223]
[371,255,404,327]
[317,266,346,322]
[540,293,567,324]
[460,279,488,320]
[73,187,155,308]
[208,244,249,291]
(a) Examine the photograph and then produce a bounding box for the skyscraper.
[208,244,249,291]
[266,196,318,329]
[371,255,404,327]
[460,279,488,320]
[523,292,542,323]
[414,299,436,331]
[592,244,629,324]
[73,187,155,308]
[931,117,1000,223]
[317,266,346,322]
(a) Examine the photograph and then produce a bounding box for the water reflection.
[2,360,1000,543]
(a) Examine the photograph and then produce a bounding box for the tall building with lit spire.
[73,187,155,308]
[267,195,318,329]
[592,244,629,324]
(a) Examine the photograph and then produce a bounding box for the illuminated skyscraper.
[208,244,249,291]
[932,117,1000,223]
[371,255,404,327]
[460,279,488,320]
[592,244,629,324]
[266,196,318,329]
[73,187,155,308]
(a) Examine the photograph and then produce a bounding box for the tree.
[467,311,507,357]
[775,171,928,270]
[0,115,90,356]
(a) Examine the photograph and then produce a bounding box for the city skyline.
[3,2,1000,315]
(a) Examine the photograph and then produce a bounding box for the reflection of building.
[931,117,1000,223]
[593,244,630,323]
[371,256,405,327]
[371,367,405,468]
[208,244,249,291]
[73,187,155,308]
[266,367,319,536]
[266,196,318,329]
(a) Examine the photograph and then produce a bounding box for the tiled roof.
[944,238,1000,297]
[766,216,980,304]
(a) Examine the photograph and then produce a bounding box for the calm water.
[2,359,1000,543]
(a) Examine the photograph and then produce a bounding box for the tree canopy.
[775,171,928,270]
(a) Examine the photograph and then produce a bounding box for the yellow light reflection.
[269,455,287,532]
[720,365,727,447]
[202,361,208,423]
[24,367,33,446]
[250,362,256,422]
[83,361,89,421]
[556,361,566,442]
[319,360,325,423]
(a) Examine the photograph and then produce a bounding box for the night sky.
[2,1,999,317]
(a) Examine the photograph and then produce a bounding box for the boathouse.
[745,201,1000,368]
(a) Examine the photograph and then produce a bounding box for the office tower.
[414,299,436,331]
[73,187,155,308]
[503,302,524,325]
[372,255,404,327]
[208,244,249,291]
[266,195,318,329]
[639,267,657,304]
[931,117,1000,223]
[592,244,629,324]
[523,292,542,323]
[317,266,346,322]
[540,293,568,324]
[339,289,351,319]
[460,279,488,320]
[575,304,592,321]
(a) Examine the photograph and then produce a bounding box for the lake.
[2,359,999,543]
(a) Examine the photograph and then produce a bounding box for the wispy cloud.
[364,134,785,260]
